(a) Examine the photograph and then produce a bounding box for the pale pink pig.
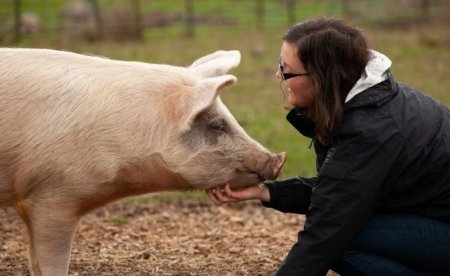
[0,48,285,276]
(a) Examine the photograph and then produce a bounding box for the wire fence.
[0,0,449,43]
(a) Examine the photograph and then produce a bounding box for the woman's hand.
[206,183,270,205]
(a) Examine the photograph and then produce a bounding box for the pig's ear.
[183,74,236,128]
[189,50,241,78]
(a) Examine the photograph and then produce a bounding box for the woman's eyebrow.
[280,58,294,70]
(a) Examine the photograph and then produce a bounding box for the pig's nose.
[272,152,286,179]
[243,150,286,182]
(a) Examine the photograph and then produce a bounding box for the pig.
[0,48,286,276]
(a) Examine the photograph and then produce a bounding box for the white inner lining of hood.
[345,50,392,103]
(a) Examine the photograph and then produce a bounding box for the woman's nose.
[275,70,281,79]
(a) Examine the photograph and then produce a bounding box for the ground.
[0,195,336,275]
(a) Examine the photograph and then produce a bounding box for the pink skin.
[206,183,270,205]
[206,42,314,204]
[277,41,314,108]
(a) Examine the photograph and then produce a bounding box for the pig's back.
[0,48,195,99]
[0,48,196,133]
[0,48,145,141]
[0,48,195,190]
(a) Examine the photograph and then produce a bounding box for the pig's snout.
[226,152,285,189]
[262,152,286,180]
[245,151,286,181]
[271,152,286,179]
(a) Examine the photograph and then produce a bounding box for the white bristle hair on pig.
[0,48,286,276]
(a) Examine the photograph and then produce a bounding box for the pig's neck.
[76,153,191,215]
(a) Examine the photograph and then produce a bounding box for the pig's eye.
[209,118,230,133]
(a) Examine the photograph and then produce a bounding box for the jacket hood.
[345,50,392,103]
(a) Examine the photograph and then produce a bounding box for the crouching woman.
[207,18,450,276]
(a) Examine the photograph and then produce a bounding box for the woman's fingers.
[206,187,237,205]
[224,183,262,201]
[206,182,266,205]
[214,186,237,203]
[206,188,222,205]
[224,183,243,199]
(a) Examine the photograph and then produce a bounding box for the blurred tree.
[185,0,194,37]
[13,0,21,42]
[420,0,430,23]
[286,0,296,25]
[131,0,143,38]
[341,0,350,19]
[256,0,265,30]
[89,0,103,40]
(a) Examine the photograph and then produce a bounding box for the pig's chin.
[227,173,263,189]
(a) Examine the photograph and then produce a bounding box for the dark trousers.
[332,213,450,276]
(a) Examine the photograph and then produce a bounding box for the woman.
[206,18,450,275]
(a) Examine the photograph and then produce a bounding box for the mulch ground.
[0,194,336,275]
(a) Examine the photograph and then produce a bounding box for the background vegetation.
[0,0,449,180]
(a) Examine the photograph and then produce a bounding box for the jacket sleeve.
[276,119,405,276]
[261,177,315,214]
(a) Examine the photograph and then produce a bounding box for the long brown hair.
[283,18,370,144]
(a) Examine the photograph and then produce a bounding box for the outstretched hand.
[206,183,270,205]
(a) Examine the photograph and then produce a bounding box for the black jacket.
[263,78,450,275]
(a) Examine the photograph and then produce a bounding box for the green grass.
[110,214,129,225]
[0,0,340,28]
[2,19,449,181]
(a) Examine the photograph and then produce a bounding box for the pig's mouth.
[228,153,286,188]
[227,171,262,188]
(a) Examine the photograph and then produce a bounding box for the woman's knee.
[345,213,450,274]
[332,249,435,276]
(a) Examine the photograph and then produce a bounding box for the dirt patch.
[0,195,335,275]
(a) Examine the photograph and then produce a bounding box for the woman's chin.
[287,94,302,107]
[289,97,309,108]
[289,99,303,107]
[287,96,297,107]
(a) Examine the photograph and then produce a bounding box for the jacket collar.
[345,50,392,103]
[286,107,316,138]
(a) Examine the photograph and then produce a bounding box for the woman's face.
[276,41,314,108]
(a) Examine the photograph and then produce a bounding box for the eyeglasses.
[278,59,310,80]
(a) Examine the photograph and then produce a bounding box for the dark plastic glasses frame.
[278,60,310,80]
